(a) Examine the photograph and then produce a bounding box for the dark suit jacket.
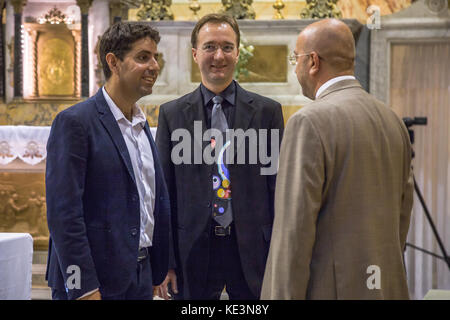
[156,83,284,298]
[45,89,171,300]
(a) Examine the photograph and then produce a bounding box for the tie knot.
[212,96,223,105]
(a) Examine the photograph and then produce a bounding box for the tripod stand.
[403,117,450,271]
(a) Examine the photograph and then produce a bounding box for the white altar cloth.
[0,126,157,166]
[0,233,33,300]
[0,126,50,166]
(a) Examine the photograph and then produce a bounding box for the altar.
[0,233,33,300]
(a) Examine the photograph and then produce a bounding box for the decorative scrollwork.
[137,0,174,21]
[189,0,201,20]
[273,0,285,20]
[300,0,342,19]
[220,0,256,20]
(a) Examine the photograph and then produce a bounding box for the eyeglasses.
[201,43,236,54]
[288,52,312,66]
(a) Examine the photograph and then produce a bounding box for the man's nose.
[149,56,160,71]
[213,48,225,60]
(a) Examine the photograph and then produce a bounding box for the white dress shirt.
[315,75,356,99]
[102,87,156,249]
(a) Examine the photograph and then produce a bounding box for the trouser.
[51,248,153,300]
[194,222,257,300]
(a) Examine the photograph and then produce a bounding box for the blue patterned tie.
[211,95,233,228]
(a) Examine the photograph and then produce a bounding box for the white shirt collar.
[315,75,356,99]
[102,86,147,127]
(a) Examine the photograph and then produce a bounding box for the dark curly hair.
[99,22,160,80]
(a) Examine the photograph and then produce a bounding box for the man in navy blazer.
[45,22,171,300]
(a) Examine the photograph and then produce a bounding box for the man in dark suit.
[45,22,171,300]
[156,13,284,300]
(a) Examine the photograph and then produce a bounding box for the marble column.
[77,0,92,98]
[11,0,26,99]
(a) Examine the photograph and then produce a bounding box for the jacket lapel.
[182,86,209,152]
[94,89,136,185]
[230,83,257,159]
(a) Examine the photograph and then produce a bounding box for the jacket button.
[131,228,138,236]
[206,202,211,208]
[132,195,138,202]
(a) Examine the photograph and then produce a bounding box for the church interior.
[0,0,449,300]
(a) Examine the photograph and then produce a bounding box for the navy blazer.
[45,89,171,300]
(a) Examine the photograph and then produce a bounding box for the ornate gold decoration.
[300,0,342,19]
[189,0,201,20]
[221,0,256,20]
[38,38,74,96]
[0,172,48,250]
[137,0,174,21]
[273,0,285,19]
[38,7,74,25]
[23,23,80,99]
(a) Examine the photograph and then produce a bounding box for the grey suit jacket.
[261,79,413,299]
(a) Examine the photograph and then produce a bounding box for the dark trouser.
[193,222,257,300]
[51,248,153,300]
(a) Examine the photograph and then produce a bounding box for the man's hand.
[78,290,101,300]
[154,269,178,300]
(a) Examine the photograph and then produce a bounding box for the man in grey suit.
[261,19,413,299]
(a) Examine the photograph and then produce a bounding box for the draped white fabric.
[0,126,50,165]
[0,126,157,166]
[0,233,33,300]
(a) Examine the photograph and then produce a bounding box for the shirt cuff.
[77,288,99,300]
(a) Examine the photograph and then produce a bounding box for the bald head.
[297,19,355,75]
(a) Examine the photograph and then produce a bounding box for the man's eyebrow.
[202,41,235,45]
[136,50,156,55]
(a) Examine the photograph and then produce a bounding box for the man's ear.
[105,52,120,76]
[309,52,320,76]
[192,47,198,64]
